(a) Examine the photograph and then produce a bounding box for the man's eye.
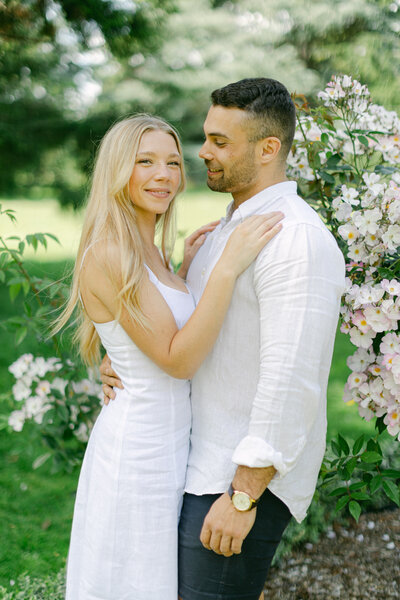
[214,142,226,147]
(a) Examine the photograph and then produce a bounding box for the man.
[101,78,345,599]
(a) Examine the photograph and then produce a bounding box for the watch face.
[232,491,251,511]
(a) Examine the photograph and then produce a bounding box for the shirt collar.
[221,181,297,227]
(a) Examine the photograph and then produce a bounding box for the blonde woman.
[56,114,283,599]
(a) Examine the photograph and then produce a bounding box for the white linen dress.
[66,265,195,600]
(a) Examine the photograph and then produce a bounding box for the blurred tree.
[1,0,399,205]
[0,0,177,205]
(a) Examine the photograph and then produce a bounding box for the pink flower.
[351,310,371,333]
[381,279,400,296]
[382,353,397,370]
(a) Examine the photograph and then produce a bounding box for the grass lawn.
[0,195,375,587]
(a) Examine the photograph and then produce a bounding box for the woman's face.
[129,129,182,217]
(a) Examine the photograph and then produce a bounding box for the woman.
[55,114,283,599]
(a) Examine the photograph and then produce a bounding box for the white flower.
[349,326,376,349]
[356,284,385,306]
[9,410,25,432]
[36,380,51,397]
[362,172,385,197]
[380,332,400,354]
[353,208,382,236]
[338,223,359,245]
[30,357,51,378]
[51,377,68,395]
[24,396,45,419]
[347,372,367,389]
[341,185,359,206]
[348,243,368,262]
[392,355,400,384]
[12,380,31,402]
[8,354,34,378]
[72,379,98,396]
[347,348,376,371]
[382,224,400,252]
[364,305,393,333]
[74,423,89,442]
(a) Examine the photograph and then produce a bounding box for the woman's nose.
[154,163,170,179]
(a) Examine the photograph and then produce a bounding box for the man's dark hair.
[211,78,296,160]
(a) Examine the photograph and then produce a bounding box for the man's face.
[199,105,259,198]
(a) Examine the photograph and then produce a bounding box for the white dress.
[66,265,195,600]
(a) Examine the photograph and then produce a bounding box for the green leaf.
[321,132,329,143]
[369,475,382,494]
[381,469,400,479]
[15,327,28,345]
[337,434,350,455]
[382,480,400,506]
[358,135,369,147]
[361,451,382,464]
[326,153,341,168]
[349,482,366,492]
[335,495,350,512]
[375,165,397,175]
[331,440,341,457]
[18,241,25,254]
[26,234,38,251]
[44,233,61,245]
[9,282,21,301]
[345,457,358,477]
[329,486,348,497]
[350,492,370,501]
[352,434,365,455]
[319,171,335,184]
[22,279,30,296]
[349,500,361,522]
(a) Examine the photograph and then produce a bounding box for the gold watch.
[228,483,259,512]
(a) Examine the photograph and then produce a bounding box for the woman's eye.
[137,159,152,164]
[168,161,181,167]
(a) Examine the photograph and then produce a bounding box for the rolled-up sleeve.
[232,223,345,478]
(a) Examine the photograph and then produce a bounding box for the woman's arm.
[81,213,283,379]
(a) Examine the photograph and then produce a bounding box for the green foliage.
[0,571,66,599]
[320,429,400,522]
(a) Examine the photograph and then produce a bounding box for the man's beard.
[206,151,257,194]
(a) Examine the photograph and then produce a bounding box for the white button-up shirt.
[185,181,345,523]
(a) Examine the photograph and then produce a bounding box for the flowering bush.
[0,205,102,471]
[7,353,102,471]
[288,75,400,519]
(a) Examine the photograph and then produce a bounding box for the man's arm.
[200,223,345,556]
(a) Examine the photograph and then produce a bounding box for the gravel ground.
[263,508,400,599]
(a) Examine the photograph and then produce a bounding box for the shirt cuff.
[232,436,288,479]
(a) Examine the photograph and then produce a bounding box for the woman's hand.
[219,212,284,278]
[177,220,220,279]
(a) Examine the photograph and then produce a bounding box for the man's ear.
[257,137,281,164]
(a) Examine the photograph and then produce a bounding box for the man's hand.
[200,493,256,557]
[99,354,123,405]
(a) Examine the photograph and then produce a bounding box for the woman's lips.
[145,189,171,197]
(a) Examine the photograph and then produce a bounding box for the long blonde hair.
[53,114,186,365]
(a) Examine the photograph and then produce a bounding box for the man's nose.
[199,142,213,160]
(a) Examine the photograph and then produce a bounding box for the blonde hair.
[53,114,186,365]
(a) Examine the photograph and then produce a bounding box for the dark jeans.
[178,489,291,600]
